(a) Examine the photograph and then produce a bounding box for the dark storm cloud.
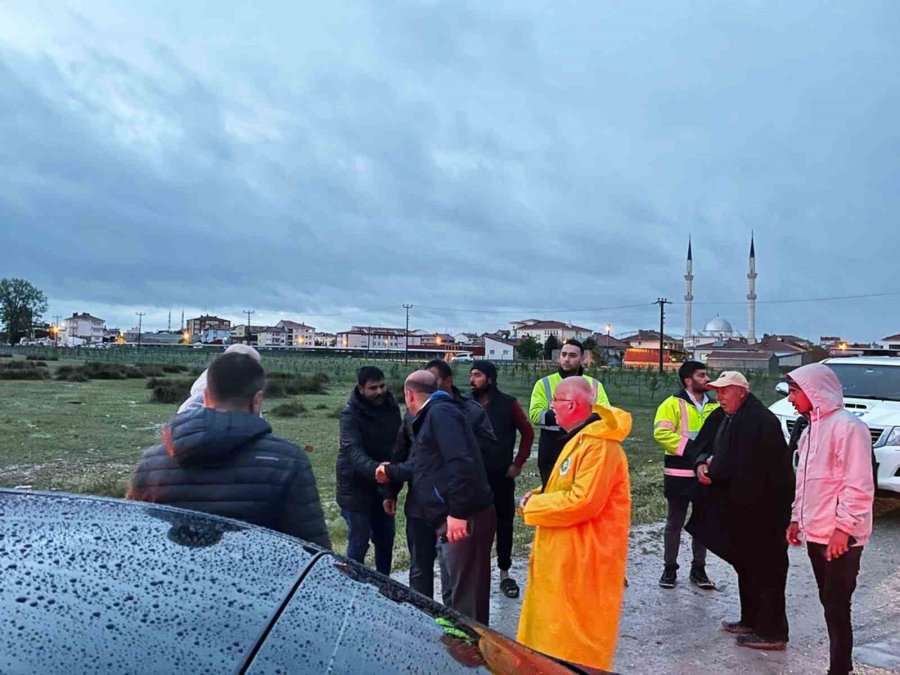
[1,1,898,340]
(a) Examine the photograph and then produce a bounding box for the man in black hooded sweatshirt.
[127,351,331,549]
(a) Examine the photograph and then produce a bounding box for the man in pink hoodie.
[785,362,875,675]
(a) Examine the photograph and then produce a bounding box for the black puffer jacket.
[127,408,331,549]
[336,389,402,512]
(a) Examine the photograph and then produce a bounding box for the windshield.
[828,364,900,402]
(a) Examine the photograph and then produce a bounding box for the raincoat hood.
[788,363,844,420]
[583,404,632,443]
[163,407,272,466]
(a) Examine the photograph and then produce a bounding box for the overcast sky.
[1,1,898,341]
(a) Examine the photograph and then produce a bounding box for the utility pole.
[654,298,671,373]
[403,304,413,365]
[243,310,255,345]
[605,323,612,365]
[167,310,171,333]
[53,315,61,347]
[135,312,146,349]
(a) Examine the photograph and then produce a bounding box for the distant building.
[820,336,843,349]
[62,313,106,344]
[621,330,682,352]
[230,324,267,345]
[511,320,592,343]
[186,315,231,336]
[623,348,680,371]
[883,334,900,352]
[256,327,287,348]
[454,332,483,346]
[315,332,337,347]
[484,335,518,361]
[276,320,316,348]
[593,334,628,366]
[336,327,424,351]
[200,327,231,344]
[707,350,779,374]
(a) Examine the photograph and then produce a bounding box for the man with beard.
[529,339,610,488]
[336,366,402,574]
[653,360,718,589]
[687,371,794,651]
[469,360,534,598]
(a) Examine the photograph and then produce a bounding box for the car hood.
[769,396,900,429]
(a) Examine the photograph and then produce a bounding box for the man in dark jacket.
[469,360,534,598]
[127,351,331,549]
[336,366,402,575]
[686,371,794,651]
[377,370,496,625]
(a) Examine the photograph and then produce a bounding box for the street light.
[605,324,612,364]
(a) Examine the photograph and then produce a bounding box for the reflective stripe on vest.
[539,376,559,429]
[676,399,690,457]
[664,468,695,478]
[590,378,599,402]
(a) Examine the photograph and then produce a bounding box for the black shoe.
[659,567,677,589]
[689,567,716,590]
[736,634,787,651]
[721,621,754,635]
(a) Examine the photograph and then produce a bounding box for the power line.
[413,301,651,315]
[676,291,900,306]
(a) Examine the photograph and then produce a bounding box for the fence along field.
[0,346,783,569]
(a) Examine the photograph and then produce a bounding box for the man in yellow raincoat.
[517,377,631,672]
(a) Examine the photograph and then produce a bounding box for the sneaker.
[736,634,787,651]
[659,567,677,589]
[689,567,716,590]
[721,621,754,635]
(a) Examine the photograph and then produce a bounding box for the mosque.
[683,235,757,349]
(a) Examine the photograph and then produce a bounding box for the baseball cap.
[706,371,749,390]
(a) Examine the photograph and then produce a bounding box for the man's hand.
[446,515,469,543]
[383,498,397,516]
[826,529,851,561]
[506,463,522,479]
[374,462,390,484]
[786,521,802,546]
[697,462,712,485]
[519,490,534,511]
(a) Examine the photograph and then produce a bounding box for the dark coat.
[686,394,794,566]
[127,408,331,549]
[385,393,493,526]
[335,389,402,513]
[452,386,499,469]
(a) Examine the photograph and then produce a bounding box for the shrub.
[149,379,193,404]
[2,359,47,370]
[0,362,49,380]
[269,400,307,418]
[0,352,12,358]
[264,379,287,398]
[314,403,329,410]
[26,354,56,362]
[134,364,165,378]
[189,366,205,377]
[162,364,188,373]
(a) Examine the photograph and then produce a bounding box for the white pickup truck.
[768,356,900,495]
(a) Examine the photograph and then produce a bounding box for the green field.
[0,349,784,571]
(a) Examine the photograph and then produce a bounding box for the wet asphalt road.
[393,500,900,674]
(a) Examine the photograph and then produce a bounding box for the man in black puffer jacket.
[127,352,331,550]
[336,366,402,574]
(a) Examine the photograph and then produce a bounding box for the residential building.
[277,320,316,348]
[820,336,843,349]
[593,334,628,366]
[454,332,483,346]
[62,313,106,344]
[186,315,231,336]
[315,333,337,347]
[230,324,267,344]
[621,330,683,352]
[200,328,231,344]
[484,335,518,361]
[883,334,900,352]
[706,350,779,374]
[336,327,424,351]
[623,348,680,371]
[257,327,287,348]
[510,320,593,343]
[691,338,753,364]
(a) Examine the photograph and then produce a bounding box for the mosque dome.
[703,316,734,335]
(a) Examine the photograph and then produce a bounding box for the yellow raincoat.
[517,405,632,671]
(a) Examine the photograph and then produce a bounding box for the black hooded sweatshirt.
[127,408,331,549]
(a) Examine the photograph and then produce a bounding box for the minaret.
[747,233,757,344]
[684,236,694,347]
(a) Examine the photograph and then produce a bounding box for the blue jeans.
[341,506,396,575]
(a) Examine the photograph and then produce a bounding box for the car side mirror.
[775,382,789,396]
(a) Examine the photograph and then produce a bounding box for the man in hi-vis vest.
[653,360,718,590]
[529,339,609,488]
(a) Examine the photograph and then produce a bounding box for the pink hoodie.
[790,363,874,546]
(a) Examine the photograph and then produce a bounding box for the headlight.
[876,427,900,448]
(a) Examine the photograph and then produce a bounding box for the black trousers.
[734,544,790,642]
[488,474,516,572]
[406,515,438,599]
[436,505,497,625]
[664,495,707,570]
[808,543,863,675]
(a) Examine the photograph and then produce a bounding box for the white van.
[769,356,900,494]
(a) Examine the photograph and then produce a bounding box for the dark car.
[0,490,601,674]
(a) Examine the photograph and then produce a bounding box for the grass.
[0,353,786,572]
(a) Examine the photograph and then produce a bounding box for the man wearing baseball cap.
[686,371,795,651]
